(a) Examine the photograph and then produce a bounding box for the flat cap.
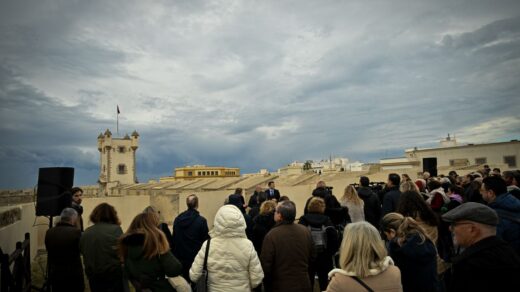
[442,202,499,226]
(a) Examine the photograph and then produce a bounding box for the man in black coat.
[381,173,401,216]
[172,194,209,283]
[442,202,520,292]
[357,176,382,228]
[45,208,84,292]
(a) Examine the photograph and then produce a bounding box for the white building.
[97,129,139,195]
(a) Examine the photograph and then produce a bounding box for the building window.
[118,146,126,153]
[198,171,201,176]
[187,171,193,176]
[504,156,517,168]
[103,165,106,173]
[475,157,487,165]
[117,164,127,174]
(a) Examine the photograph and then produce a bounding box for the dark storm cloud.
[0,66,107,187]
[1,0,520,188]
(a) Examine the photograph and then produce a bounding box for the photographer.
[305,181,350,226]
[356,177,382,228]
[381,173,402,216]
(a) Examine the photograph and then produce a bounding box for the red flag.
[117,105,120,114]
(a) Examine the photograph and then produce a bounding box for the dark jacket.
[80,222,123,277]
[305,188,350,226]
[489,193,520,255]
[298,213,339,255]
[357,186,382,228]
[448,236,520,292]
[252,212,276,253]
[71,202,84,232]
[45,222,84,292]
[298,213,339,291]
[388,234,438,292]
[248,191,263,209]
[266,188,280,201]
[382,186,401,216]
[172,209,209,278]
[158,222,173,248]
[121,233,182,292]
[260,223,315,292]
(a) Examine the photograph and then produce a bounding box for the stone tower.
[97,129,139,195]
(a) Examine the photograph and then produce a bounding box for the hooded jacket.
[489,193,520,255]
[190,205,264,292]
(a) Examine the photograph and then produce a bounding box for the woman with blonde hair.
[252,200,277,253]
[326,221,402,292]
[399,180,420,193]
[380,213,438,292]
[119,213,182,291]
[340,185,365,222]
[143,206,173,248]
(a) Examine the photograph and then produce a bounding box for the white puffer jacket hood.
[190,205,264,292]
[209,204,246,238]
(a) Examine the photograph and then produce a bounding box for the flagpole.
[117,105,119,136]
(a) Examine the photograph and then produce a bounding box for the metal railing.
[0,233,31,292]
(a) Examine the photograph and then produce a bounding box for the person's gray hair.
[60,207,78,223]
[277,200,296,223]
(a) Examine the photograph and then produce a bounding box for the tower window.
[118,146,126,153]
[118,164,127,174]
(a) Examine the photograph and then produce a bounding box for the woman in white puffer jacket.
[190,204,264,292]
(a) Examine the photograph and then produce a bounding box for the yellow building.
[163,165,240,180]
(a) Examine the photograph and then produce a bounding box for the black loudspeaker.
[36,167,74,216]
[423,158,438,178]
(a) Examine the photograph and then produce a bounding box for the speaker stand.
[31,216,53,292]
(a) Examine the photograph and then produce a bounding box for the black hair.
[482,175,507,196]
[388,173,400,187]
[396,191,439,226]
[360,176,370,187]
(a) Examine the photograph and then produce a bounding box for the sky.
[1,0,520,189]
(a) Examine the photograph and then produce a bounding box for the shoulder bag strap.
[350,276,374,292]
[203,238,211,271]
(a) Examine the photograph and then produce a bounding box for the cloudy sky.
[1,0,519,189]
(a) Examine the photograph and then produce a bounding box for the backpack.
[308,225,328,253]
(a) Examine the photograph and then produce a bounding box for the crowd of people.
[44,169,520,292]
